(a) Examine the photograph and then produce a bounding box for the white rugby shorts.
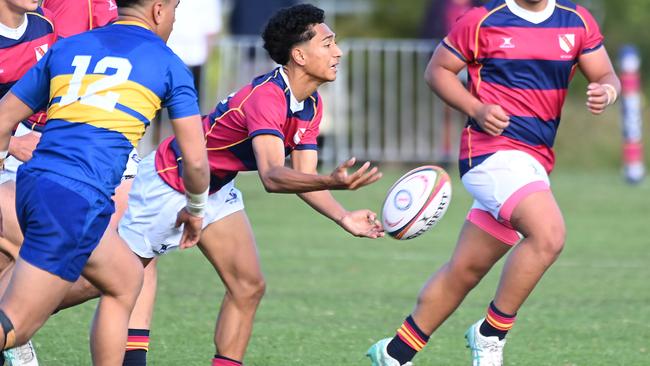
[119,153,244,258]
[462,150,551,245]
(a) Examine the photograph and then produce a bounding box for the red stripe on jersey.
[477,26,587,61]
[478,81,567,121]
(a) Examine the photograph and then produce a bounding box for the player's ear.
[152,1,165,25]
[291,47,307,66]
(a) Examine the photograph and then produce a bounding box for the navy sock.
[386,315,430,365]
[479,301,516,340]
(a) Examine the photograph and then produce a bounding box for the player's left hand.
[175,208,204,249]
[338,209,385,239]
[586,82,614,115]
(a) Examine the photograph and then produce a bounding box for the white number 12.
[59,55,133,112]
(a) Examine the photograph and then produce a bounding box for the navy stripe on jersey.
[295,144,318,150]
[228,139,258,171]
[479,58,576,90]
[0,13,54,48]
[481,7,585,28]
[459,153,494,177]
[469,115,560,147]
[582,43,603,54]
[250,129,284,140]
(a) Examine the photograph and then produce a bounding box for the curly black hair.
[262,4,326,65]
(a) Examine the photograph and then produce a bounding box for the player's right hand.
[175,208,203,250]
[473,104,510,136]
[330,157,383,190]
[8,131,40,162]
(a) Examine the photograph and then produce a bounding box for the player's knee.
[528,223,566,263]
[230,276,266,306]
[448,260,490,290]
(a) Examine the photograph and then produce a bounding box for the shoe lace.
[476,336,505,365]
[16,343,36,362]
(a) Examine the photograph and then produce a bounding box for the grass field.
[31,167,649,365]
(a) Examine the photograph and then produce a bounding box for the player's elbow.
[259,175,281,193]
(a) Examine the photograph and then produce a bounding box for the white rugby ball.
[381,165,452,240]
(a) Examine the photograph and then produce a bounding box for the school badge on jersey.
[34,44,49,61]
[558,34,575,53]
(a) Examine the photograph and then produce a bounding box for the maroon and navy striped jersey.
[442,0,603,175]
[156,67,323,193]
[0,8,56,131]
[42,0,118,38]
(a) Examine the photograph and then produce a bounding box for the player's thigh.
[198,211,264,291]
[0,181,23,245]
[448,220,511,274]
[509,190,565,241]
[108,178,134,231]
[0,258,73,341]
[83,227,144,298]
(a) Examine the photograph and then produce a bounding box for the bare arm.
[252,134,381,193]
[169,114,210,249]
[170,115,210,194]
[424,44,509,136]
[291,149,384,239]
[578,46,621,115]
[0,92,34,165]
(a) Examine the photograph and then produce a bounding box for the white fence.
[202,36,461,165]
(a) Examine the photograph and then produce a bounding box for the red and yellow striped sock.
[480,301,516,340]
[386,315,430,364]
[124,329,149,366]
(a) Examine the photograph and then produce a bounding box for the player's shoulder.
[25,7,56,34]
[250,68,289,99]
[554,0,598,28]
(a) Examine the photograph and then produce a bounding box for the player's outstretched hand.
[175,208,204,249]
[586,82,612,115]
[337,209,385,239]
[474,104,509,136]
[330,157,382,190]
[8,131,40,162]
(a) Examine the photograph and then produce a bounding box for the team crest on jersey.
[34,44,48,61]
[108,0,118,10]
[558,34,575,53]
[293,128,306,144]
[499,37,515,49]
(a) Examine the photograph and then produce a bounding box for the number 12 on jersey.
[59,55,133,112]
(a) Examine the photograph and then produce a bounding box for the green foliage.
[32,168,649,365]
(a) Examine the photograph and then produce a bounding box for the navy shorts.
[15,168,115,282]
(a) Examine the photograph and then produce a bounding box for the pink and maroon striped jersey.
[42,0,118,38]
[442,0,603,175]
[0,8,56,131]
[156,67,323,193]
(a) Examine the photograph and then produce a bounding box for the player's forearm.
[298,190,348,224]
[427,66,483,119]
[259,165,336,193]
[181,158,210,194]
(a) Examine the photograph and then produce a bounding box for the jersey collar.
[114,20,152,30]
[0,14,28,40]
[278,67,305,114]
[505,0,556,24]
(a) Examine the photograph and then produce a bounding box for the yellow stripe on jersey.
[48,74,161,145]
[47,102,147,146]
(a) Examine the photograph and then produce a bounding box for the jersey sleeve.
[163,56,200,119]
[295,96,322,151]
[577,5,604,54]
[441,7,484,63]
[10,48,53,112]
[242,84,287,140]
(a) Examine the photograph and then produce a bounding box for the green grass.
[32,167,650,365]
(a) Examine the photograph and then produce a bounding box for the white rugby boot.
[366,338,413,366]
[465,319,505,366]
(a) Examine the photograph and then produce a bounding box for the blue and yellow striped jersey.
[11,21,199,197]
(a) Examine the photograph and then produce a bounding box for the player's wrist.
[185,187,209,217]
[602,84,618,106]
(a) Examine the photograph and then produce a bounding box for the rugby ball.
[381,166,452,240]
